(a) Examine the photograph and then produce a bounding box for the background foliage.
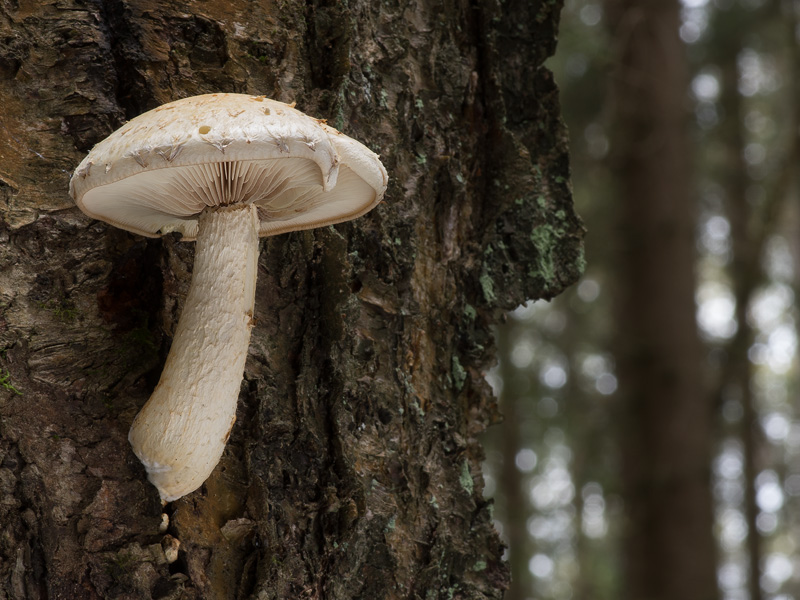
[483,1,800,599]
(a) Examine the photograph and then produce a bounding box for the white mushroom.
[70,93,388,502]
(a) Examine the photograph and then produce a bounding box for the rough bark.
[0,1,583,599]
[605,2,719,600]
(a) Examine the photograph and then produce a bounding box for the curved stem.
[129,204,259,502]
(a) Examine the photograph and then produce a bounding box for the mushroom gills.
[79,158,326,239]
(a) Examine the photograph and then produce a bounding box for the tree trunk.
[605,2,719,600]
[719,41,763,600]
[494,325,530,600]
[0,1,583,598]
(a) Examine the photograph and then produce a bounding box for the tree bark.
[605,2,719,600]
[0,1,582,599]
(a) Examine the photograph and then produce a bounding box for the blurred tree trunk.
[0,1,583,598]
[495,325,531,600]
[717,30,764,600]
[605,2,719,600]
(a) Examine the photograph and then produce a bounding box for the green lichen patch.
[463,304,477,321]
[479,272,496,303]
[459,460,474,495]
[0,368,21,395]
[530,225,559,286]
[451,355,467,390]
[37,297,78,323]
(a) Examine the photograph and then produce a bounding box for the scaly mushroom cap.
[69,93,388,239]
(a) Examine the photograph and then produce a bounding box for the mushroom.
[70,93,388,502]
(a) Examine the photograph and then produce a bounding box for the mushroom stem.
[129,203,260,502]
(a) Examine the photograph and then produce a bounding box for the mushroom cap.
[69,94,388,240]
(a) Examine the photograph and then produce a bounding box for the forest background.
[483,1,800,599]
